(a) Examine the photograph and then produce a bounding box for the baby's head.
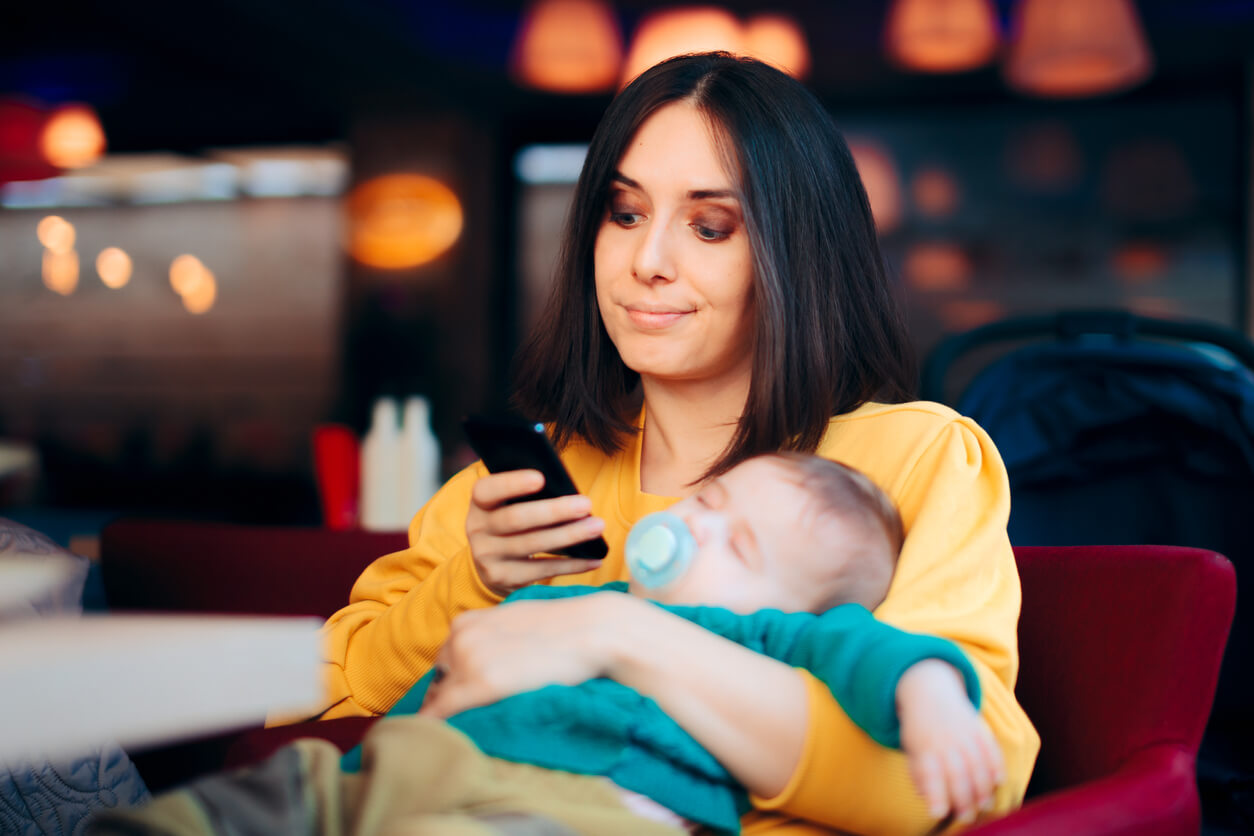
[628,453,903,615]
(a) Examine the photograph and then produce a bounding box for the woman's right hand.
[465,469,606,597]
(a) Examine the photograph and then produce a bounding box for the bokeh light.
[621,8,744,86]
[904,241,974,291]
[884,0,999,73]
[96,247,133,289]
[181,271,218,314]
[42,249,79,295]
[345,174,464,269]
[36,215,76,253]
[512,0,623,93]
[910,167,961,218]
[1112,242,1169,285]
[39,104,106,169]
[743,14,810,79]
[170,254,210,297]
[1005,0,1153,97]
[937,299,1006,331]
[847,139,903,234]
[1005,122,1083,193]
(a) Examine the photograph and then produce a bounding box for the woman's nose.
[631,216,677,284]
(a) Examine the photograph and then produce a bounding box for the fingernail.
[958,809,976,824]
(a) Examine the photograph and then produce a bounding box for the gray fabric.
[0,517,152,835]
[185,746,312,836]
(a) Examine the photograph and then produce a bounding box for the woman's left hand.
[418,591,629,719]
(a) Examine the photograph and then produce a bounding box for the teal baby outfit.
[342,583,981,834]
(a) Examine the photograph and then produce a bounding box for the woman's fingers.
[470,469,546,509]
[465,469,606,595]
[482,493,596,538]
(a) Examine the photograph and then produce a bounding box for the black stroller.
[921,309,1253,834]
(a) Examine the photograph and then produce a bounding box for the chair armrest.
[100,520,408,617]
[967,745,1198,836]
[222,717,380,770]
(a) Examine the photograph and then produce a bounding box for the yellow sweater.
[316,401,1040,835]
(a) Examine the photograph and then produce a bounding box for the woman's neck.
[638,375,749,497]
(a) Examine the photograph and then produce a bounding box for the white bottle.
[360,397,405,531]
[401,395,441,518]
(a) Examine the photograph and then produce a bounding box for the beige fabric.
[89,717,686,836]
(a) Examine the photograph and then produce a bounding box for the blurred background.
[1,0,1252,535]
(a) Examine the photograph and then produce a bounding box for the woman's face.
[593,102,756,389]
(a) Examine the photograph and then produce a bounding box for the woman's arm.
[418,590,811,796]
[314,460,613,721]
[314,464,497,719]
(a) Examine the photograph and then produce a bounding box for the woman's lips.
[625,306,693,329]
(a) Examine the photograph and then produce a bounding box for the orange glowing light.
[512,0,623,93]
[904,241,974,291]
[96,247,133,289]
[36,215,76,253]
[1112,242,1169,285]
[39,104,106,169]
[884,0,999,73]
[937,299,1005,331]
[170,254,210,297]
[1005,0,1153,98]
[1005,122,1083,192]
[743,14,810,79]
[182,271,218,314]
[910,167,961,218]
[848,140,903,235]
[42,249,79,295]
[1128,296,1178,319]
[346,174,464,270]
[621,7,745,86]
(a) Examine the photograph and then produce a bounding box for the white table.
[0,584,321,766]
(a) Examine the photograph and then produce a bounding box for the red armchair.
[99,522,1235,833]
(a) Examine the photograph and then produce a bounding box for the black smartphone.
[461,413,609,560]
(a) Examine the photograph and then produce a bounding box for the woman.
[315,53,1038,834]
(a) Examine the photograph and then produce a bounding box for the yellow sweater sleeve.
[747,407,1039,834]
[311,462,504,720]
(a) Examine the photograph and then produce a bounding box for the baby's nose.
[686,509,729,546]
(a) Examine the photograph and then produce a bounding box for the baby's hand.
[896,659,1004,825]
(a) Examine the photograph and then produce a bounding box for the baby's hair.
[766,452,904,611]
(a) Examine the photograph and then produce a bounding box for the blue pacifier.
[625,511,696,589]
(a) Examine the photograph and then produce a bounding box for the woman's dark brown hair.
[512,52,914,479]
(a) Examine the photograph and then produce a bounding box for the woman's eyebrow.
[610,172,736,202]
[687,188,737,201]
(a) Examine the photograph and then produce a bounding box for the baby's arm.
[896,659,1004,824]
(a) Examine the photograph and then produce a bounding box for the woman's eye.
[610,211,643,228]
[691,223,731,242]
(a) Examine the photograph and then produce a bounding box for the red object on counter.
[313,423,360,530]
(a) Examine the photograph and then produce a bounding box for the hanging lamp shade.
[346,174,464,270]
[511,0,623,93]
[884,0,999,73]
[1005,0,1153,97]
[743,14,810,79]
[620,7,744,87]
